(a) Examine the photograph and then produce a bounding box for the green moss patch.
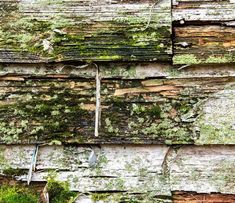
[0,184,39,203]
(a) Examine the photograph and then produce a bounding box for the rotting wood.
[0,78,96,144]
[0,0,172,63]
[1,62,235,79]
[173,26,235,65]
[0,74,235,144]
[172,0,235,65]
[173,0,235,22]
[170,145,235,194]
[0,145,234,196]
[0,144,171,199]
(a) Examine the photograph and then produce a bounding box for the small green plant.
[0,185,38,203]
[47,174,77,203]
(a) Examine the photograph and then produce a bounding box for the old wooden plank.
[0,144,171,197]
[0,76,235,144]
[170,146,235,194]
[173,0,235,65]
[173,192,235,203]
[173,0,235,22]
[1,63,235,79]
[0,0,172,63]
[1,145,235,195]
[100,77,235,144]
[0,78,96,144]
[173,26,235,65]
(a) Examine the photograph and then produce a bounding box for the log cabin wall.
[0,0,234,202]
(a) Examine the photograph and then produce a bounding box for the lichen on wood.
[0,0,172,62]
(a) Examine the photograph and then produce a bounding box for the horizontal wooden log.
[173,192,235,203]
[170,145,235,194]
[0,73,235,144]
[0,0,172,63]
[173,0,235,65]
[173,26,235,65]
[0,145,234,196]
[173,0,235,22]
[0,145,171,197]
[1,62,235,79]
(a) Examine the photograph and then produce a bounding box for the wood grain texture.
[173,0,235,22]
[172,0,235,65]
[0,78,96,143]
[173,26,235,64]
[0,145,234,197]
[1,62,235,79]
[0,144,172,201]
[0,0,172,63]
[0,65,235,144]
[173,192,235,203]
[170,146,235,194]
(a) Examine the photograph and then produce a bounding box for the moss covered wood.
[0,145,235,196]
[0,0,172,63]
[0,145,171,200]
[0,78,96,143]
[0,74,235,144]
[173,0,235,65]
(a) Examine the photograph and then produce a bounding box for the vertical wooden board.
[0,0,172,62]
[0,78,96,144]
[170,146,235,194]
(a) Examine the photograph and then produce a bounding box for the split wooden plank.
[0,75,235,144]
[173,0,235,22]
[0,144,171,198]
[173,26,235,65]
[1,145,235,195]
[99,77,235,144]
[173,0,235,65]
[1,62,235,79]
[170,146,235,194]
[0,0,172,63]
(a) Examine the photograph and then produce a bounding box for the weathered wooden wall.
[0,0,235,202]
[0,144,235,202]
[173,0,235,64]
[0,63,235,145]
[0,0,172,62]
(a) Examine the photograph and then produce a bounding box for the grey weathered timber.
[170,145,235,194]
[0,63,235,145]
[173,0,235,65]
[1,62,235,79]
[173,0,235,22]
[0,0,172,63]
[0,145,234,198]
[0,145,172,202]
